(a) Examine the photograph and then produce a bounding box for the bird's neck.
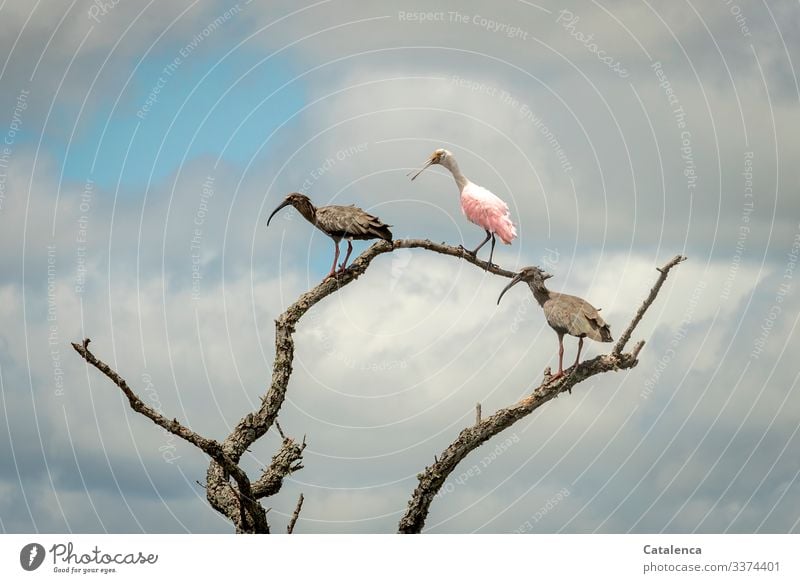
[441,157,469,192]
[529,283,551,307]
[295,199,317,224]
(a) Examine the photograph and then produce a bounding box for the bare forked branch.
[72,241,683,534]
[397,255,685,533]
[71,239,510,532]
[71,339,271,533]
[220,237,515,461]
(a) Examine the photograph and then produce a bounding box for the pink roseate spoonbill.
[267,192,393,279]
[497,266,612,380]
[409,148,516,268]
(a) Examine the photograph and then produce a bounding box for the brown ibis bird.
[497,266,612,380]
[267,192,393,278]
[409,148,517,268]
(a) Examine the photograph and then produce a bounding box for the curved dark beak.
[266,199,292,226]
[407,159,434,181]
[497,272,525,305]
[542,272,554,280]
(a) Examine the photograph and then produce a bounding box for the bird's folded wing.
[581,305,613,341]
[581,305,608,328]
[463,183,510,213]
[317,206,392,240]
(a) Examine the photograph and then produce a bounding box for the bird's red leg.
[338,240,353,272]
[327,241,340,279]
[467,230,492,257]
[551,332,565,380]
[572,337,584,371]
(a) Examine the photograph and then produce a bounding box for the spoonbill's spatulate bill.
[267,192,393,279]
[497,266,612,380]
[410,148,517,268]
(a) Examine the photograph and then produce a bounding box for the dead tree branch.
[71,339,270,533]
[72,238,683,535]
[204,239,515,526]
[218,240,513,460]
[287,493,305,534]
[614,255,686,355]
[397,255,685,533]
[71,239,511,532]
[252,436,306,499]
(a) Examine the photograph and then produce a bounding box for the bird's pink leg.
[551,332,565,380]
[338,240,354,272]
[327,241,340,279]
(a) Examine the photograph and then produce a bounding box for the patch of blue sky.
[56,48,306,191]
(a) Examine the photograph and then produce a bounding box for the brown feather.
[315,205,393,242]
[542,292,612,342]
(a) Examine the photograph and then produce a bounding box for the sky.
[0,0,798,534]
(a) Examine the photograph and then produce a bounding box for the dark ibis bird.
[267,192,393,279]
[497,266,612,379]
[409,148,516,268]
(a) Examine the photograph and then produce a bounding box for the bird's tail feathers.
[496,216,517,245]
[373,224,393,242]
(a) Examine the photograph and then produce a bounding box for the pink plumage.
[410,148,517,267]
[459,182,517,244]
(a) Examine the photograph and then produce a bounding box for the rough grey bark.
[251,430,306,499]
[397,255,686,534]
